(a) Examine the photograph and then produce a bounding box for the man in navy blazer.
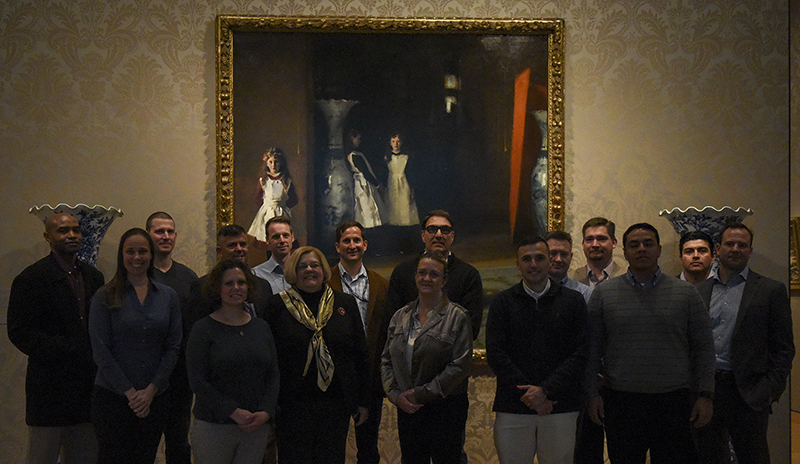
[695,222,794,464]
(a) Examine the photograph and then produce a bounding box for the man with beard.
[8,213,105,464]
[387,210,483,339]
[569,217,626,288]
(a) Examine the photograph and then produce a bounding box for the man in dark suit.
[8,213,105,464]
[328,221,389,464]
[695,222,795,464]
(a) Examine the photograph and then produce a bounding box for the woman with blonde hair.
[264,246,369,464]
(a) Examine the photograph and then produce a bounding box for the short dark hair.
[145,211,174,231]
[266,216,292,234]
[581,217,616,240]
[335,221,364,242]
[204,258,257,307]
[421,210,454,229]
[217,224,247,241]
[415,250,449,279]
[544,230,572,246]
[718,222,753,246]
[623,223,660,247]
[517,235,549,251]
[679,230,715,255]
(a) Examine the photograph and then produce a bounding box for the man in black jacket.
[8,213,105,464]
[386,210,483,339]
[486,236,588,463]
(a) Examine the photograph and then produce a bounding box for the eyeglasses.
[296,262,321,270]
[424,225,453,235]
[415,269,443,279]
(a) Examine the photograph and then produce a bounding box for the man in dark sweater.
[386,210,483,339]
[146,211,199,464]
[486,236,588,463]
[585,223,715,463]
[386,209,483,464]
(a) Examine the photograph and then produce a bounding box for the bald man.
[8,213,105,464]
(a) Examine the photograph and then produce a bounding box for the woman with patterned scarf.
[264,246,370,464]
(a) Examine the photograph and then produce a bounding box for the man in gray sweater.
[585,222,715,464]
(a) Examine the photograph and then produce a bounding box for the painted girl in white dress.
[247,148,298,242]
[383,133,419,226]
[346,129,384,228]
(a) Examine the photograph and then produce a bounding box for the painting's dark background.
[233,31,549,262]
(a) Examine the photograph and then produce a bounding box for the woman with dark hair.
[89,228,182,464]
[381,251,473,464]
[264,246,369,464]
[186,258,279,464]
[247,147,299,242]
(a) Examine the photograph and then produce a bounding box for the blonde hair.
[284,246,332,286]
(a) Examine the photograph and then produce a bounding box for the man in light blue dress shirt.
[544,231,592,302]
[695,223,794,464]
[252,216,294,294]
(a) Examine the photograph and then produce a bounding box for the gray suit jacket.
[696,270,794,411]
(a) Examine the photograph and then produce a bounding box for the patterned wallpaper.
[0,0,791,462]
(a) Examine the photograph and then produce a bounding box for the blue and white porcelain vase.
[30,203,124,266]
[658,206,753,243]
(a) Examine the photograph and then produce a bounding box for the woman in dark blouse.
[264,246,369,464]
[186,258,279,464]
[89,228,182,464]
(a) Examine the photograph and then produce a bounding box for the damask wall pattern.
[0,0,791,462]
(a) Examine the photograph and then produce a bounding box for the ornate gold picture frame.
[216,16,565,259]
[791,217,800,290]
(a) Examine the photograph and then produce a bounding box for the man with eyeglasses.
[387,210,484,340]
[569,217,626,288]
[544,231,592,303]
[386,210,483,464]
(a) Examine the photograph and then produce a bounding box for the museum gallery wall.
[0,1,793,463]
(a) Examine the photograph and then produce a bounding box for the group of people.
[7,208,794,464]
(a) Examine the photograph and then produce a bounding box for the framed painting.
[791,217,800,290]
[215,16,565,265]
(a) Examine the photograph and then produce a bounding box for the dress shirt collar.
[522,278,551,300]
[625,267,662,288]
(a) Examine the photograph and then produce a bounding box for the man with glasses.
[544,231,592,302]
[386,210,483,463]
[387,210,484,340]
